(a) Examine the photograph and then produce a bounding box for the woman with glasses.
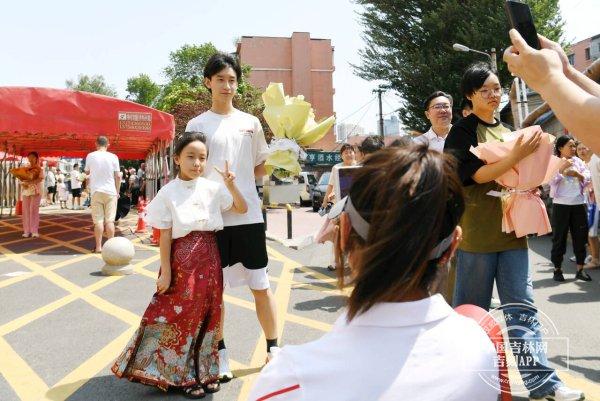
[414,91,453,153]
[444,62,584,401]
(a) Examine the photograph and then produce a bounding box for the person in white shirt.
[249,146,499,401]
[414,91,453,153]
[57,177,68,209]
[586,152,600,268]
[84,136,121,253]
[70,163,83,210]
[549,135,592,282]
[321,144,356,211]
[112,132,247,398]
[44,167,56,205]
[185,53,275,381]
[576,142,600,268]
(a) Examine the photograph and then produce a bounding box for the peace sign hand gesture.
[214,161,236,187]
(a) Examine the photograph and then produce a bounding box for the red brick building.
[236,32,336,150]
[567,36,596,72]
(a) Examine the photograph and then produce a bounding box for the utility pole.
[373,87,385,138]
[490,48,498,74]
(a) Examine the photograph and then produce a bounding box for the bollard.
[151,227,160,245]
[286,203,292,239]
[262,206,267,231]
[135,199,146,233]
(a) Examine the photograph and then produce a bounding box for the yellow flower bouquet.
[262,83,335,179]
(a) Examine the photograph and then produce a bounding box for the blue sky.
[1,0,598,134]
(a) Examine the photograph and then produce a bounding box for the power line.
[382,95,399,116]
[346,100,375,138]
[336,96,377,124]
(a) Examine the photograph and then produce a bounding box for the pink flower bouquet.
[470,125,563,237]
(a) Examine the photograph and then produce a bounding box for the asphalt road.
[0,207,599,400]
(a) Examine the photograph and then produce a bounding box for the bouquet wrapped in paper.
[262,83,335,179]
[470,125,563,238]
[9,166,34,181]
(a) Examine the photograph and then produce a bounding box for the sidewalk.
[264,206,326,248]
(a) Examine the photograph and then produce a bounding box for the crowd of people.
[10,28,600,401]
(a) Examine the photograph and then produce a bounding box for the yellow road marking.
[0,220,102,258]
[236,248,301,401]
[0,336,49,401]
[0,244,144,327]
[46,326,138,401]
[285,312,334,332]
[0,273,34,289]
[0,294,79,336]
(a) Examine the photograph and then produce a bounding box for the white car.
[299,172,317,206]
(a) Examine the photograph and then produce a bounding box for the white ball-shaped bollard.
[101,237,135,276]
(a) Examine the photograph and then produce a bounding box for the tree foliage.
[126,74,161,106]
[354,0,567,131]
[163,43,219,87]
[65,74,117,97]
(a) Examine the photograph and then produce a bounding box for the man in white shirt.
[413,91,453,153]
[44,167,56,205]
[70,163,83,210]
[186,53,275,381]
[85,136,121,253]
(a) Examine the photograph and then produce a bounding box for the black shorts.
[216,223,268,269]
[71,188,82,198]
[47,186,56,194]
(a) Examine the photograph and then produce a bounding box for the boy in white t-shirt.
[84,136,121,253]
[70,163,83,210]
[186,53,275,381]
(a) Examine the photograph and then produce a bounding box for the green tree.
[354,0,567,131]
[526,0,568,47]
[163,43,219,87]
[126,74,161,106]
[65,74,117,97]
[155,42,272,141]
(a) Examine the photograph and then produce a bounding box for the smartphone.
[504,0,541,50]
[334,165,361,203]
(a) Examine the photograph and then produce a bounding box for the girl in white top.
[57,177,68,209]
[549,135,593,282]
[112,133,247,399]
[249,147,499,401]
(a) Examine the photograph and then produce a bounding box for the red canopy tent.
[0,87,175,159]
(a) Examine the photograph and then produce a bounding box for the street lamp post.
[452,43,497,74]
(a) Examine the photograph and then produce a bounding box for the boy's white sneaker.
[218,348,233,382]
[530,386,584,401]
[266,346,281,364]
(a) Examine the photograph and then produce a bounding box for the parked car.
[311,172,331,212]
[299,172,317,206]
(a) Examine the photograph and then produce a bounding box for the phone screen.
[504,1,541,50]
[335,166,361,203]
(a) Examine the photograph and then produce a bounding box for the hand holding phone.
[504,1,540,50]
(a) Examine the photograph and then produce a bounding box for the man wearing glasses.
[414,91,453,153]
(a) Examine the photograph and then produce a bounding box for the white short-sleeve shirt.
[144,176,233,239]
[248,294,499,401]
[70,171,82,190]
[186,109,268,227]
[84,150,120,196]
[414,126,450,153]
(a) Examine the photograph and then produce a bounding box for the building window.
[568,54,575,65]
[585,47,591,60]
